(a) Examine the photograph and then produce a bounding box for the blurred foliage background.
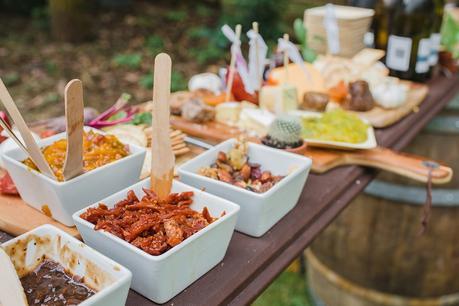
[0,0,343,121]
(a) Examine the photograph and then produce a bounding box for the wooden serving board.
[330,83,429,128]
[171,115,452,184]
[0,194,80,238]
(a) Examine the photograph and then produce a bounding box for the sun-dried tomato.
[80,189,218,256]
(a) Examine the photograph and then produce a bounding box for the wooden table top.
[1,75,458,306]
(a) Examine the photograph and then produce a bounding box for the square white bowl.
[73,179,239,304]
[1,127,146,226]
[177,139,312,237]
[1,224,132,306]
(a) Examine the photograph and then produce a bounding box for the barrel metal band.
[365,180,459,207]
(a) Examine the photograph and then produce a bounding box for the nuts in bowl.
[178,138,312,237]
[198,139,284,193]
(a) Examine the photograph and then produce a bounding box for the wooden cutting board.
[0,193,80,238]
[306,146,451,184]
[171,115,452,184]
[329,83,429,128]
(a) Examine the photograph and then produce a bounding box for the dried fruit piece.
[240,164,251,181]
[217,169,233,183]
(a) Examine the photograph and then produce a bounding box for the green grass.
[253,270,311,306]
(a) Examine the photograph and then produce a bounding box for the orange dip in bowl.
[23,131,129,181]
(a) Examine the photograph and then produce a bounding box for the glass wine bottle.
[385,0,434,82]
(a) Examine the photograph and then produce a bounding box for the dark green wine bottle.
[385,0,434,82]
[428,0,445,69]
[374,0,400,51]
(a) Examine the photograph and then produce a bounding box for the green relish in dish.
[301,109,368,144]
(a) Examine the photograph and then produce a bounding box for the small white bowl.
[1,127,146,226]
[73,179,239,304]
[177,139,312,237]
[1,224,132,306]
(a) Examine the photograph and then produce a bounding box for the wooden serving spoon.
[0,79,56,180]
[0,247,28,306]
[150,53,175,200]
[63,79,84,181]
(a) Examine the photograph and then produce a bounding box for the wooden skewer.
[63,79,84,181]
[252,22,261,89]
[0,79,56,180]
[283,33,289,84]
[150,53,175,200]
[225,24,242,102]
[0,248,28,306]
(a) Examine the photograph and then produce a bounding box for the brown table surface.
[1,75,458,306]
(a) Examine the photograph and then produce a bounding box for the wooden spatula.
[63,79,84,181]
[0,247,28,306]
[150,53,175,200]
[0,79,56,180]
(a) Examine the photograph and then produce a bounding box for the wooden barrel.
[308,95,459,305]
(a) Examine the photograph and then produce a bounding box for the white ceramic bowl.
[1,127,146,226]
[1,224,132,306]
[177,139,312,237]
[73,179,239,304]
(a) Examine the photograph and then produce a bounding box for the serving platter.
[289,110,377,150]
[328,82,429,128]
[0,170,80,237]
[169,115,452,184]
[268,56,428,128]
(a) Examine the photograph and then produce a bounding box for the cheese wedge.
[215,102,241,126]
[259,84,298,114]
[267,62,326,98]
[237,108,275,137]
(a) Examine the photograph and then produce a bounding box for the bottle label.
[386,35,412,72]
[415,38,431,73]
[429,33,441,66]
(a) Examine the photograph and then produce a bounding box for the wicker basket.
[304,5,374,58]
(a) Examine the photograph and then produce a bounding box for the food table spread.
[0,75,458,306]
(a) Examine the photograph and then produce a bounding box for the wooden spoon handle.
[63,79,84,181]
[150,53,175,200]
[345,147,453,184]
[0,79,56,180]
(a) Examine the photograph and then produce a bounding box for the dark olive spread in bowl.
[20,258,96,306]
